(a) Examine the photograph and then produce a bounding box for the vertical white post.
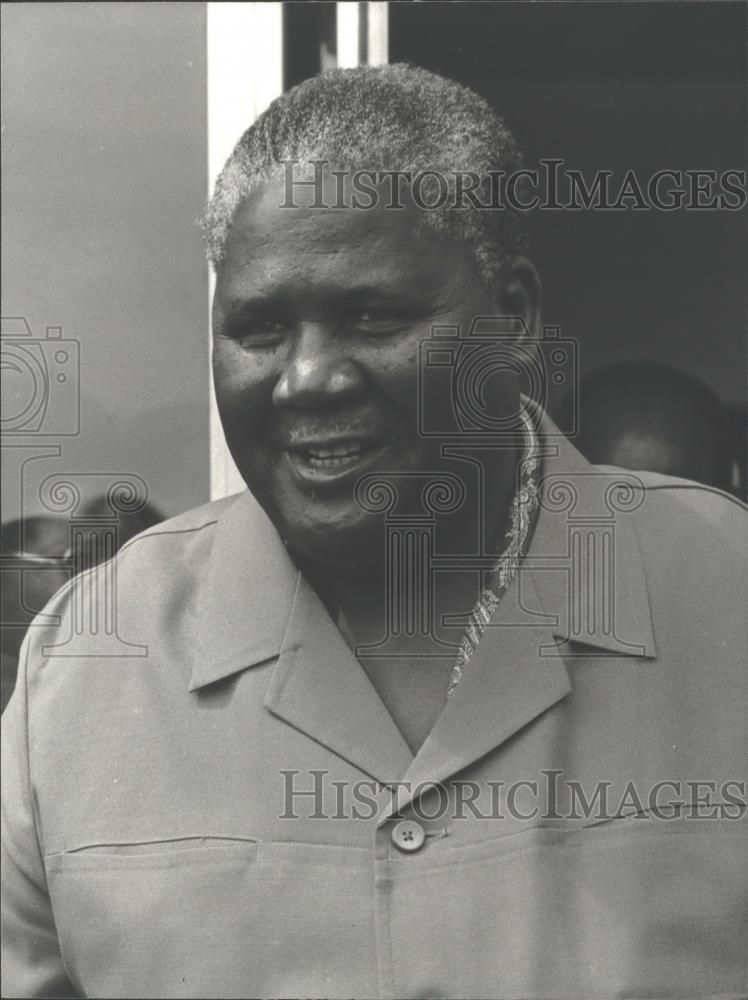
[337,3,389,69]
[207,3,283,500]
[336,3,361,69]
[366,3,389,66]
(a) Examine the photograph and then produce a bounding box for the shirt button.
[391,819,426,853]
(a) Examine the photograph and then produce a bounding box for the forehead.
[216,175,483,303]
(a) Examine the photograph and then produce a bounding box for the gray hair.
[203,63,528,287]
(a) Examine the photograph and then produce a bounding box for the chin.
[281,506,387,575]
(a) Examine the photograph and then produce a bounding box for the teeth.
[308,455,355,468]
[307,443,362,459]
[292,442,369,471]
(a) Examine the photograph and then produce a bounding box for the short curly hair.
[203,63,528,288]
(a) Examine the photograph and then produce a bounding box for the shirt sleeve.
[1,637,78,999]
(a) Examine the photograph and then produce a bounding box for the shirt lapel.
[264,576,414,784]
[380,422,657,820]
[187,492,299,690]
[383,570,570,819]
[188,491,413,784]
[526,423,657,660]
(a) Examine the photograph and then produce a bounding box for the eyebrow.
[221,284,419,324]
[221,297,288,326]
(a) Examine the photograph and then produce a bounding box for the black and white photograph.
[1,2,746,997]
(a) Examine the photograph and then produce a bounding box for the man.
[2,65,746,999]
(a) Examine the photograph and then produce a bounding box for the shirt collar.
[187,492,300,691]
[188,411,656,692]
[525,411,657,659]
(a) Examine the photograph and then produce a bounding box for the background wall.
[390,1,747,412]
[1,2,210,523]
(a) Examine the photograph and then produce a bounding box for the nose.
[272,322,363,409]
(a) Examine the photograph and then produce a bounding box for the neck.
[295,443,520,651]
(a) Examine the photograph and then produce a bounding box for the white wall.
[1,2,210,522]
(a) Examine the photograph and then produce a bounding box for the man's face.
[212,174,511,569]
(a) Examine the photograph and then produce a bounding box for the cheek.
[212,342,274,416]
[368,333,426,411]
[212,340,246,389]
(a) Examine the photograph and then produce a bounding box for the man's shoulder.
[85,493,244,597]
[594,466,747,597]
[119,493,240,552]
[24,493,250,652]
[14,494,255,701]
[541,413,746,541]
[597,464,746,536]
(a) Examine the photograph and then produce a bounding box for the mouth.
[284,439,385,485]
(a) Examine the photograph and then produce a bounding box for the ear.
[493,257,542,339]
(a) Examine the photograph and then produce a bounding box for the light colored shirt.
[2,417,746,999]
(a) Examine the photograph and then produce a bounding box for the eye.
[232,319,289,348]
[350,308,410,335]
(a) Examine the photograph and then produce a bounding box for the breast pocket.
[45,836,377,1000]
[46,837,261,999]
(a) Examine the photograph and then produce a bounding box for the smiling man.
[2,65,746,1000]
[208,144,538,747]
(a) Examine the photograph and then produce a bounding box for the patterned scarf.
[447,404,542,696]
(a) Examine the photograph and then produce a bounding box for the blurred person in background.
[569,361,734,492]
[0,500,164,711]
[0,517,71,713]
